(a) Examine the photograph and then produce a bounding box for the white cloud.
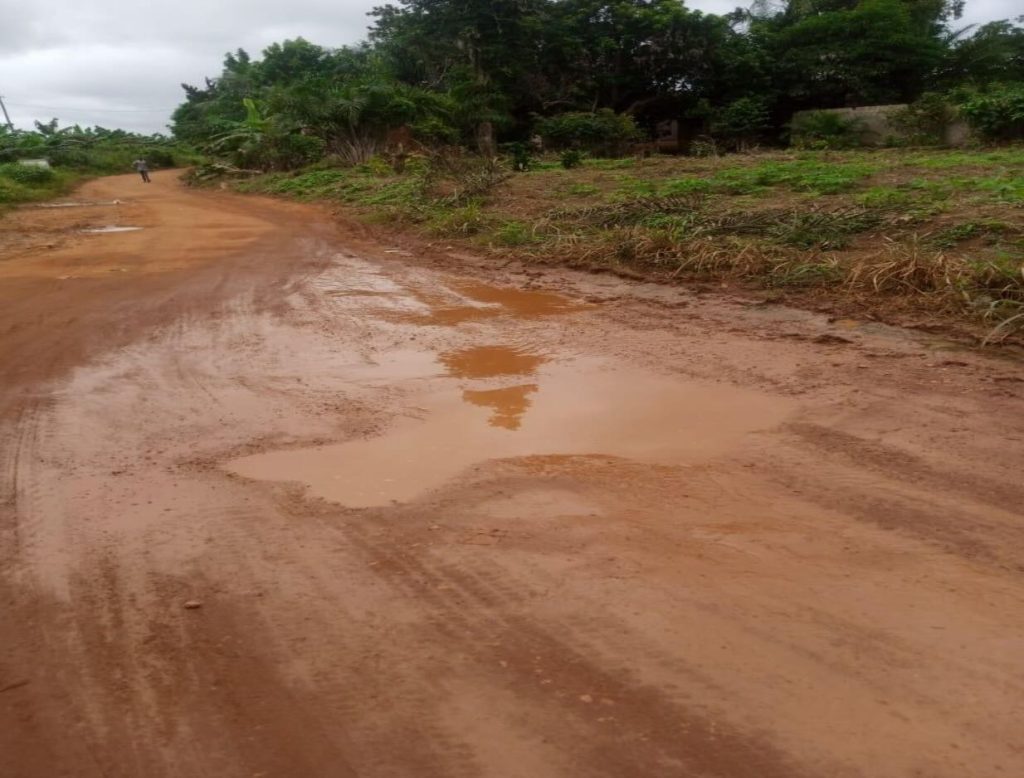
[0,0,1018,134]
[0,0,377,133]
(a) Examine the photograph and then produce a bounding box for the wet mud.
[2,173,1024,778]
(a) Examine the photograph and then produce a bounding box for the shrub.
[410,116,460,146]
[560,149,583,169]
[789,111,864,149]
[534,109,641,156]
[689,137,719,157]
[141,147,177,167]
[710,97,771,150]
[0,177,30,203]
[262,169,349,198]
[956,83,1024,141]
[503,142,532,171]
[0,162,56,184]
[258,133,326,171]
[890,94,956,146]
[360,155,393,176]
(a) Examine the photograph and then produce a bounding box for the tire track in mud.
[786,422,1024,512]
[336,515,814,778]
[310,449,1024,775]
[0,403,39,562]
[762,430,1024,571]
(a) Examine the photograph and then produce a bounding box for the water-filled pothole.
[226,360,793,508]
[387,281,582,326]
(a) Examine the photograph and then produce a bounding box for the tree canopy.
[170,1,1024,166]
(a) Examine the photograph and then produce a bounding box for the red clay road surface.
[2,172,1023,777]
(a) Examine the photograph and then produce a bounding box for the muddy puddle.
[227,356,792,508]
[387,281,581,326]
[439,345,547,379]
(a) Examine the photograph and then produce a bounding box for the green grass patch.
[901,148,1024,169]
[712,160,877,196]
[248,168,425,208]
[971,174,1024,204]
[604,158,880,201]
[0,164,78,207]
[564,182,600,197]
[492,220,539,246]
[660,177,714,196]
[582,157,639,170]
[770,260,844,287]
[929,219,1014,248]
[426,202,487,236]
[857,186,914,208]
[612,176,659,199]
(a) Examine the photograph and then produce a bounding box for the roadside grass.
[899,148,1024,169]
[234,146,1024,343]
[0,164,82,209]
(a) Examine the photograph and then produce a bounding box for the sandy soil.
[2,172,1023,778]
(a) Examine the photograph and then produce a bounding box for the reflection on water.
[452,281,578,316]
[387,279,581,326]
[463,384,537,430]
[439,345,546,379]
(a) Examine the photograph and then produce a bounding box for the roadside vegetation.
[235,147,1023,342]
[0,123,195,208]
[171,0,1024,343]
[173,1,1024,168]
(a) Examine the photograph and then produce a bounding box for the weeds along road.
[2,172,1024,778]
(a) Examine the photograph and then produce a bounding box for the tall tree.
[371,0,547,152]
[940,19,1024,86]
[752,0,953,111]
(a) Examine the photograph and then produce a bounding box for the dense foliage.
[956,82,1024,139]
[160,0,1021,170]
[534,110,641,155]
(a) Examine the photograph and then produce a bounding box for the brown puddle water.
[226,358,793,508]
[452,282,578,316]
[387,281,581,326]
[463,384,537,430]
[439,345,547,379]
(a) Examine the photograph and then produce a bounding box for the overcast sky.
[0,0,1018,135]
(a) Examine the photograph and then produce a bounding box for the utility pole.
[0,95,14,131]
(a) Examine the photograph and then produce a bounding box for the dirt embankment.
[2,173,1023,778]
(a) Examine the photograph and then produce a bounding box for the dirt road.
[2,172,1023,777]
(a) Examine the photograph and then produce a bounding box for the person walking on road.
[133,158,151,183]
